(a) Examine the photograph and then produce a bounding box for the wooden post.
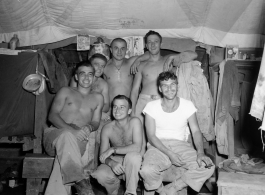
[33,58,45,154]
[26,179,42,195]
[27,55,46,195]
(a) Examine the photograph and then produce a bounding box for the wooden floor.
[0,178,142,195]
[0,177,214,195]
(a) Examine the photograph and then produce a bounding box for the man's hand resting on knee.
[71,126,91,142]
[168,152,186,166]
[110,161,125,175]
[197,153,213,168]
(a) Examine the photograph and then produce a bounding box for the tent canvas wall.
[0,0,264,153]
[0,0,264,48]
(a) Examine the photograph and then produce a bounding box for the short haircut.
[75,60,95,74]
[157,71,178,85]
[89,53,108,64]
[112,95,132,109]
[144,30,162,44]
[110,38,127,48]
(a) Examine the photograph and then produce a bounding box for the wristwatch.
[113,147,117,155]
[86,124,93,132]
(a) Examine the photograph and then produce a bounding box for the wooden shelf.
[227,59,261,62]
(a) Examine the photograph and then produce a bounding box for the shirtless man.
[70,53,110,120]
[91,95,144,195]
[44,61,103,195]
[104,38,149,102]
[130,30,197,123]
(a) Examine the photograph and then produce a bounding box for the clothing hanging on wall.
[215,60,241,155]
[176,61,215,141]
[249,44,265,150]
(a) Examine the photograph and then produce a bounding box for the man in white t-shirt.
[139,71,214,195]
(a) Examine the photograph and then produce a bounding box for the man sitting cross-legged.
[91,95,145,195]
[140,71,214,195]
[43,61,103,195]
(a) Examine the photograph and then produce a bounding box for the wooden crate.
[22,153,54,179]
[22,154,54,195]
[217,172,265,195]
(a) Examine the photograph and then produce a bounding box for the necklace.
[113,62,123,82]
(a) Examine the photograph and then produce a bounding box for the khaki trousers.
[91,152,142,195]
[140,140,215,193]
[43,127,94,195]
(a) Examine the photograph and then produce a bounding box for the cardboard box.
[217,172,265,195]
[226,45,239,60]
[0,43,8,48]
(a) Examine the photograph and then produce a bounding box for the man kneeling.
[140,71,215,195]
[92,95,144,195]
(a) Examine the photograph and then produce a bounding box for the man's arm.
[164,51,198,71]
[130,69,143,116]
[130,51,150,74]
[48,87,77,130]
[103,60,111,80]
[88,94,104,132]
[99,125,112,161]
[100,125,125,175]
[101,81,110,113]
[188,113,213,167]
[99,125,116,166]
[145,113,185,166]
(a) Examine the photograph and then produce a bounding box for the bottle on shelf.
[8,171,18,188]
[238,52,243,60]
[9,34,20,50]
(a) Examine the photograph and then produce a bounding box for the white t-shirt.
[142,98,197,141]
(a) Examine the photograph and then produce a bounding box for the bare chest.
[110,126,133,147]
[91,80,103,93]
[63,95,96,114]
[105,64,133,83]
[142,64,163,81]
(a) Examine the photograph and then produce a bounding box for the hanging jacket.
[215,60,240,155]
[176,61,215,141]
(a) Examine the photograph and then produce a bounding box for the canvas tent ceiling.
[0,0,264,48]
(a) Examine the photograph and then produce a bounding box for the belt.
[139,94,161,100]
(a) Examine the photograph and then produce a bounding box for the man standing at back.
[104,38,149,102]
[130,31,197,123]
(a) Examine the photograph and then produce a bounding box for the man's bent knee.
[140,165,162,191]
[125,152,142,165]
[92,166,118,185]
[140,164,156,180]
[57,131,75,141]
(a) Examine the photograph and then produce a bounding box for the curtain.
[0,52,37,137]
